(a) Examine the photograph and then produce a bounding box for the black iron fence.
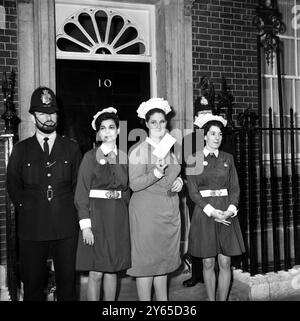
[233,107,300,275]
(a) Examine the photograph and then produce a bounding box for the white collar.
[203,147,219,158]
[145,137,158,148]
[100,144,118,156]
[36,131,56,144]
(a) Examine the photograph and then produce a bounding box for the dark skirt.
[188,205,245,258]
[76,198,131,272]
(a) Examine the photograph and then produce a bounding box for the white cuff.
[154,168,164,178]
[227,204,238,217]
[79,218,91,230]
[176,176,183,185]
[203,204,215,217]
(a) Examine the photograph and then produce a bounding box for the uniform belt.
[25,186,72,202]
[89,189,122,199]
[199,189,228,197]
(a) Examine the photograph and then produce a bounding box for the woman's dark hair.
[145,108,167,122]
[94,112,119,131]
[202,120,224,136]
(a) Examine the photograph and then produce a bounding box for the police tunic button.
[64,161,68,164]
[27,163,31,166]
[47,173,51,177]
[48,185,52,189]
[46,162,50,165]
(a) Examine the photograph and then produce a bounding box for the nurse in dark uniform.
[75,107,131,301]
[186,113,245,301]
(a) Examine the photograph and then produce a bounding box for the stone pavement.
[77,267,251,301]
[2,266,300,301]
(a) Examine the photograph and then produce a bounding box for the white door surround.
[17,0,194,139]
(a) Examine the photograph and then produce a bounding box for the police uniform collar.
[36,131,56,146]
[203,147,219,158]
[100,144,118,156]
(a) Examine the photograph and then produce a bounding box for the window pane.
[279,0,295,37]
[272,78,279,119]
[281,39,295,76]
[78,13,97,43]
[298,40,300,76]
[282,78,293,125]
[262,77,272,118]
[296,80,300,126]
[289,1,300,38]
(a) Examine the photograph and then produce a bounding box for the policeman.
[181,97,207,287]
[7,86,82,301]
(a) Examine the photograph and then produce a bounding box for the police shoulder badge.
[41,89,52,105]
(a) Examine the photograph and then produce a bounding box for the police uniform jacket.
[7,134,82,241]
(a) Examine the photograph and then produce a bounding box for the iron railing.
[233,107,300,275]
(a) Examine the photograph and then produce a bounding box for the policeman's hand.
[155,158,168,174]
[82,227,94,246]
[171,177,183,193]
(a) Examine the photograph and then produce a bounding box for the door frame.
[17,0,194,140]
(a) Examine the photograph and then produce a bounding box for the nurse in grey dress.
[127,98,183,301]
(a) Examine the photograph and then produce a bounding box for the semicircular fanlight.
[56,8,146,56]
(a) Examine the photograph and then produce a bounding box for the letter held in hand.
[152,133,176,159]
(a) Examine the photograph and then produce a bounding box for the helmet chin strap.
[35,116,57,134]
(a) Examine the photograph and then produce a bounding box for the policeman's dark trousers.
[19,236,78,301]
[192,256,203,280]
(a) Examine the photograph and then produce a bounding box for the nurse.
[75,107,131,301]
[127,98,183,301]
[186,113,245,301]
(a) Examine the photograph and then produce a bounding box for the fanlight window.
[56,8,146,55]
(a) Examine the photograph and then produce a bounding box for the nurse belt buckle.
[47,188,53,201]
[105,190,120,199]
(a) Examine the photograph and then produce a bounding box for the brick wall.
[0,0,18,265]
[192,0,258,119]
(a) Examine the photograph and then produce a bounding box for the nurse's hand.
[223,210,234,220]
[214,218,231,226]
[156,158,168,174]
[170,177,183,192]
[82,227,94,246]
[211,210,231,226]
[211,209,225,220]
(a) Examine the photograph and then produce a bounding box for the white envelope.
[152,133,176,159]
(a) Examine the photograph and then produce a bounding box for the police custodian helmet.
[29,86,59,114]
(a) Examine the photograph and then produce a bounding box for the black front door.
[56,60,150,154]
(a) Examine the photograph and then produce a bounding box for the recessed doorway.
[56,59,150,154]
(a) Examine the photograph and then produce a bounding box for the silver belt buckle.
[105,191,114,199]
[47,188,53,201]
[105,190,120,199]
[210,190,216,197]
